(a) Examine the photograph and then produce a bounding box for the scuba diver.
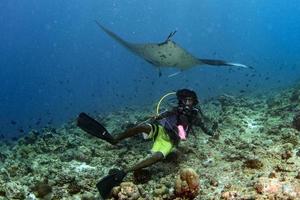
[77,89,217,199]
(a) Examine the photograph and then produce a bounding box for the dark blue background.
[1,0,299,138]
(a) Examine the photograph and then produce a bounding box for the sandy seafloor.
[1,82,300,200]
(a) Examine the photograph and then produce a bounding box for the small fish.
[36,118,41,126]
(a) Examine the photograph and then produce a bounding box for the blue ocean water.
[0,0,299,139]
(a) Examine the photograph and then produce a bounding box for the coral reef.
[243,158,263,169]
[254,177,300,199]
[0,82,300,199]
[133,169,151,184]
[111,182,141,200]
[32,182,53,198]
[174,168,200,199]
[293,113,300,131]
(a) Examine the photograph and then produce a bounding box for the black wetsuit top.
[155,106,214,145]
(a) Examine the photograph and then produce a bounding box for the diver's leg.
[77,113,152,145]
[125,152,164,173]
[114,124,152,142]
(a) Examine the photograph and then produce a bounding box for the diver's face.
[182,97,194,107]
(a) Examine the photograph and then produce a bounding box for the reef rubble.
[0,82,300,200]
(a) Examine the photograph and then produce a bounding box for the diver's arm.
[193,109,215,136]
[199,120,215,136]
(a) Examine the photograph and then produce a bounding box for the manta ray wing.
[95,21,200,69]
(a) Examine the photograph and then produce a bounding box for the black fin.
[77,112,116,144]
[96,169,127,199]
[166,30,177,40]
[199,59,231,66]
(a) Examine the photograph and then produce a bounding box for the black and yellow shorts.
[145,123,174,157]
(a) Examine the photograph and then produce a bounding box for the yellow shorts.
[147,124,174,157]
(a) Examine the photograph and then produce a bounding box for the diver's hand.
[211,131,220,140]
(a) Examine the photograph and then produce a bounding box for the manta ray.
[95,21,250,75]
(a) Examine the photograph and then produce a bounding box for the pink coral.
[175,168,200,199]
[254,177,300,198]
[221,191,239,200]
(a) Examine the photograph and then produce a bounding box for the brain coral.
[175,168,200,199]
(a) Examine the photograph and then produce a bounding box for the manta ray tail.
[199,59,253,69]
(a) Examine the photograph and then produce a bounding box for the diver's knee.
[153,152,164,160]
[111,138,119,145]
[139,123,152,133]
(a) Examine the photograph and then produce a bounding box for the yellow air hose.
[136,91,176,126]
[156,92,176,115]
